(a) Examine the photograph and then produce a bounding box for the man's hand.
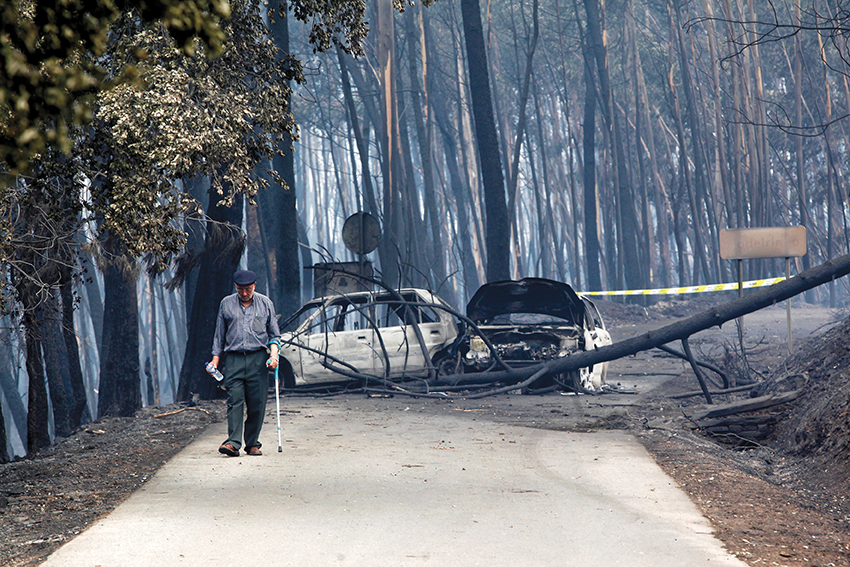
[267,343,280,369]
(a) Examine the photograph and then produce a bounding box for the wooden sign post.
[720,226,807,352]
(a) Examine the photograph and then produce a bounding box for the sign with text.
[719,226,807,260]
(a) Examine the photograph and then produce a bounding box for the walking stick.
[274,365,282,452]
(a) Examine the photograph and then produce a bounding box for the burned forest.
[4,0,850,563]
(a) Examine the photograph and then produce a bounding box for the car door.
[372,292,450,379]
[299,296,376,384]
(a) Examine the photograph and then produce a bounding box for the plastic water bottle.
[205,362,224,382]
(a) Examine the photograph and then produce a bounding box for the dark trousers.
[223,350,269,450]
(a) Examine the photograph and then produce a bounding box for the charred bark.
[404,6,456,305]
[584,0,643,290]
[262,0,301,320]
[396,74,428,281]
[671,0,713,284]
[506,0,539,276]
[374,0,404,288]
[23,309,50,453]
[581,40,602,292]
[431,88,482,293]
[176,189,244,401]
[460,0,510,282]
[40,292,70,437]
[60,273,89,426]
[338,47,381,226]
[97,235,141,418]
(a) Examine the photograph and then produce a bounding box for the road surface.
[42,395,746,566]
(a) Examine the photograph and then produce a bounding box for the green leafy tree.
[0,0,232,175]
[0,0,411,447]
[86,0,303,416]
[86,5,302,261]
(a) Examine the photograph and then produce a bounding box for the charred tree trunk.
[667,1,704,286]
[532,84,559,280]
[405,5,455,304]
[584,0,643,290]
[627,0,656,286]
[40,291,70,437]
[701,0,731,283]
[374,0,404,287]
[22,308,50,453]
[0,401,7,463]
[672,0,713,284]
[60,272,89,426]
[0,338,12,462]
[0,358,11,462]
[177,189,245,401]
[97,235,141,418]
[297,217,313,301]
[258,0,300,320]
[793,0,813,300]
[721,0,746,232]
[338,48,379,220]
[431,85,482,294]
[460,0,510,282]
[553,0,582,286]
[182,176,210,317]
[396,74,428,281]
[506,0,539,275]
[581,41,602,292]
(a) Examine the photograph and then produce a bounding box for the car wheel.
[278,360,296,389]
[435,353,461,378]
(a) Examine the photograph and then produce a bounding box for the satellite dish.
[342,211,382,255]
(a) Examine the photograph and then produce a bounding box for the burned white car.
[276,288,461,388]
[461,278,613,391]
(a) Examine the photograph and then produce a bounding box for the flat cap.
[233,269,257,286]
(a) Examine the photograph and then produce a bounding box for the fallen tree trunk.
[685,413,781,446]
[435,253,850,392]
[688,390,803,421]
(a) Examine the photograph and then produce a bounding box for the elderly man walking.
[209,270,280,456]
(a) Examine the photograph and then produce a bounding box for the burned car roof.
[466,278,586,324]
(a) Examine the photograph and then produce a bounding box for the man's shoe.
[245,446,262,456]
[219,443,239,457]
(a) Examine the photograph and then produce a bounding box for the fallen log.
[435,252,850,401]
[686,414,779,430]
[688,389,803,421]
[685,413,781,446]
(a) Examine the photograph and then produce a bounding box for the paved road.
[42,396,747,567]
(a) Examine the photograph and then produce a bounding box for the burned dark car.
[462,278,612,391]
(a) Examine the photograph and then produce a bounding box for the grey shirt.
[211,292,281,356]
